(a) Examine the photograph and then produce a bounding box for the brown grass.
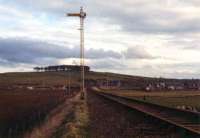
[0,89,77,137]
[62,94,89,138]
[24,93,79,138]
[101,89,200,111]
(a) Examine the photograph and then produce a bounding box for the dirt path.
[23,94,80,138]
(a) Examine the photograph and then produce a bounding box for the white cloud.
[123,46,155,59]
[0,0,200,78]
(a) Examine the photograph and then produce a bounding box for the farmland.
[0,71,99,137]
[0,88,78,137]
[0,71,200,137]
[101,89,200,112]
[0,71,147,137]
[0,73,79,137]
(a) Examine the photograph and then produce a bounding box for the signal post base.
[80,91,85,100]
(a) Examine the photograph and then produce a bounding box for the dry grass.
[0,89,72,138]
[58,94,89,138]
[103,89,200,97]
[0,72,80,86]
[24,93,78,138]
[101,89,200,111]
[0,71,140,86]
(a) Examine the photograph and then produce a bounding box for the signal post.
[67,7,86,99]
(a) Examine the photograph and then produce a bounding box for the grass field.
[0,71,122,137]
[102,89,200,112]
[0,89,78,138]
[0,71,199,137]
[0,72,80,86]
[1,71,200,113]
[0,71,146,87]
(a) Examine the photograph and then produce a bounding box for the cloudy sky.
[0,0,200,78]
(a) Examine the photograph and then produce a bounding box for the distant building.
[97,79,121,89]
[34,65,90,72]
[183,80,200,90]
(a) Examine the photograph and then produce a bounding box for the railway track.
[92,89,200,136]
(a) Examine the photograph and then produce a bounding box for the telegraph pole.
[67,7,86,99]
[68,69,71,95]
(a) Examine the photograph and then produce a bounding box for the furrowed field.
[0,88,78,138]
[0,71,129,137]
[0,71,97,137]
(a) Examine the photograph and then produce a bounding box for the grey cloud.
[89,58,126,70]
[3,0,200,34]
[2,0,83,17]
[0,58,16,67]
[123,47,155,59]
[115,10,199,34]
[86,1,200,34]
[163,72,200,79]
[160,62,200,70]
[0,37,121,66]
[1,0,200,78]
[169,38,200,50]
[86,48,121,59]
[125,62,200,79]
[153,62,200,79]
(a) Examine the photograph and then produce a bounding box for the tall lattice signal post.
[67,7,86,99]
